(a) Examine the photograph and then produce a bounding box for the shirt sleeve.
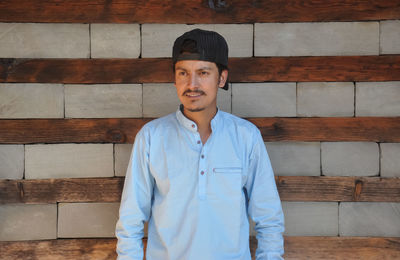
[245,130,285,260]
[115,128,154,260]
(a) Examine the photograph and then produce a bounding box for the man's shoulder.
[138,112,177,136]
[219,110,260,135]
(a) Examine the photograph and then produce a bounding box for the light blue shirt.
[116,107,284,260]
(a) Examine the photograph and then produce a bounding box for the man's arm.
[115,129,154,260]
[246,131,285,260]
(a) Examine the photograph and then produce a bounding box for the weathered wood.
[0,118,152,144]
[1,177,399,204]
[0,58,173,84]
[247,117,400,143]
[0,0,399,23]
[276,176,400,202]
[229,56,400,82]
[283,236,400,259]
[1,117,400,144]
[0,178,124,204]
[1,237,399,260]
[1,56,400,83]
[0,238,117,260]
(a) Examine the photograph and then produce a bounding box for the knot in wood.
[353,179,363,201]
[208,0,228,11]
[106,129,125,143]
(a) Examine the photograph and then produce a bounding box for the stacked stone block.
[1,20,400,241]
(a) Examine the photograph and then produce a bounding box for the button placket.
[198,146,207,200]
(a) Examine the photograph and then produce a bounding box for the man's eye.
[200,71,209,76]
[178,71,186,76]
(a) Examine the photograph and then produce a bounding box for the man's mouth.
[184,91,204,97]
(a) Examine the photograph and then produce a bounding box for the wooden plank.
[0,178,124,204]
[1,56,400,83]
[0,0,399,23]
[1,117,400,144]
[0,118,152,144]
[0,58,173,84]
[283,236,400,259]
[1,237,399,260]
[1,177,399,204]
[276,176,400,202]
[247,117,400,143]
[0,238,117,260]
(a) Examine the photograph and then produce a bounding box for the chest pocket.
[213,167,242,174]
[209,166,243,200]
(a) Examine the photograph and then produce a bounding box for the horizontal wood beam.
[1,237,400,260]
[283,236,400,259]
[1,56,400,83]
[1,176,399,204]
[1,117,400,144]
[0,0,399,23]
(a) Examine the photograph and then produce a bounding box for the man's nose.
[188,74,199,88]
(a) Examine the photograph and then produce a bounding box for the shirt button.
[200,171,204,175]
[201,155,204,159]
[197,140,201,144]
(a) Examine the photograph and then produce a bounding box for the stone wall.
[1,19,399,246]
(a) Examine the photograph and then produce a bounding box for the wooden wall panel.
[0,0,399,23]
[1,177,399,204]
[1,117,399,144]
[1,237,400,260]
[1,56,400,83]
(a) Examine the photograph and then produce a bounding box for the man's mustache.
[182,89,205,96]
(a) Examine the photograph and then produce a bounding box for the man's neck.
[183,106,217,144]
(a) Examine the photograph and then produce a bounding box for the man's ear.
[218,70,228,88]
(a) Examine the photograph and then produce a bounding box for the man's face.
[174,60,227,114]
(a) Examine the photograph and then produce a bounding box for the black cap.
[172,29,229,90]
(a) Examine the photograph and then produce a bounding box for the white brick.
[340,202,400,237]
[321,142,379,176]
[65,84,142,118]
[0,145,24,179]
[142,24,253,58]
[232,83,296,117]
[266,142,320,176]
[25,144,113,179]
[91,24,140,58]
[0,84,63,118]
[0,23,89,58]
[217,85,232,113]
[283,202,338,236]
[58,203,119,238]
[380,20,400,54]
[0,204,57,241]
[297,82,354,117]
[143,83,231,117]
[255,22,379,56]
[381,143,400,177]
[143,83,180,117]
[356,82,400,116]
[115,144,133,177]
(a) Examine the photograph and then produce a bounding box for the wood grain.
[1,237,399,260]
[0,0,399,23]
[1,56,400,83]
[283,236,400,260]
[1,176,399,204]
[1,117,400,144]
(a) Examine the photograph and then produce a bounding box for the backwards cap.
[172,29,229,90]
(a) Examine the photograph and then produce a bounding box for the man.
[116,29,284,260]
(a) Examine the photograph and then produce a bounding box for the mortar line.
[89,24,92,59]
[353,82,356,117]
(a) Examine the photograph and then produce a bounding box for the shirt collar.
[175,104,221,133]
